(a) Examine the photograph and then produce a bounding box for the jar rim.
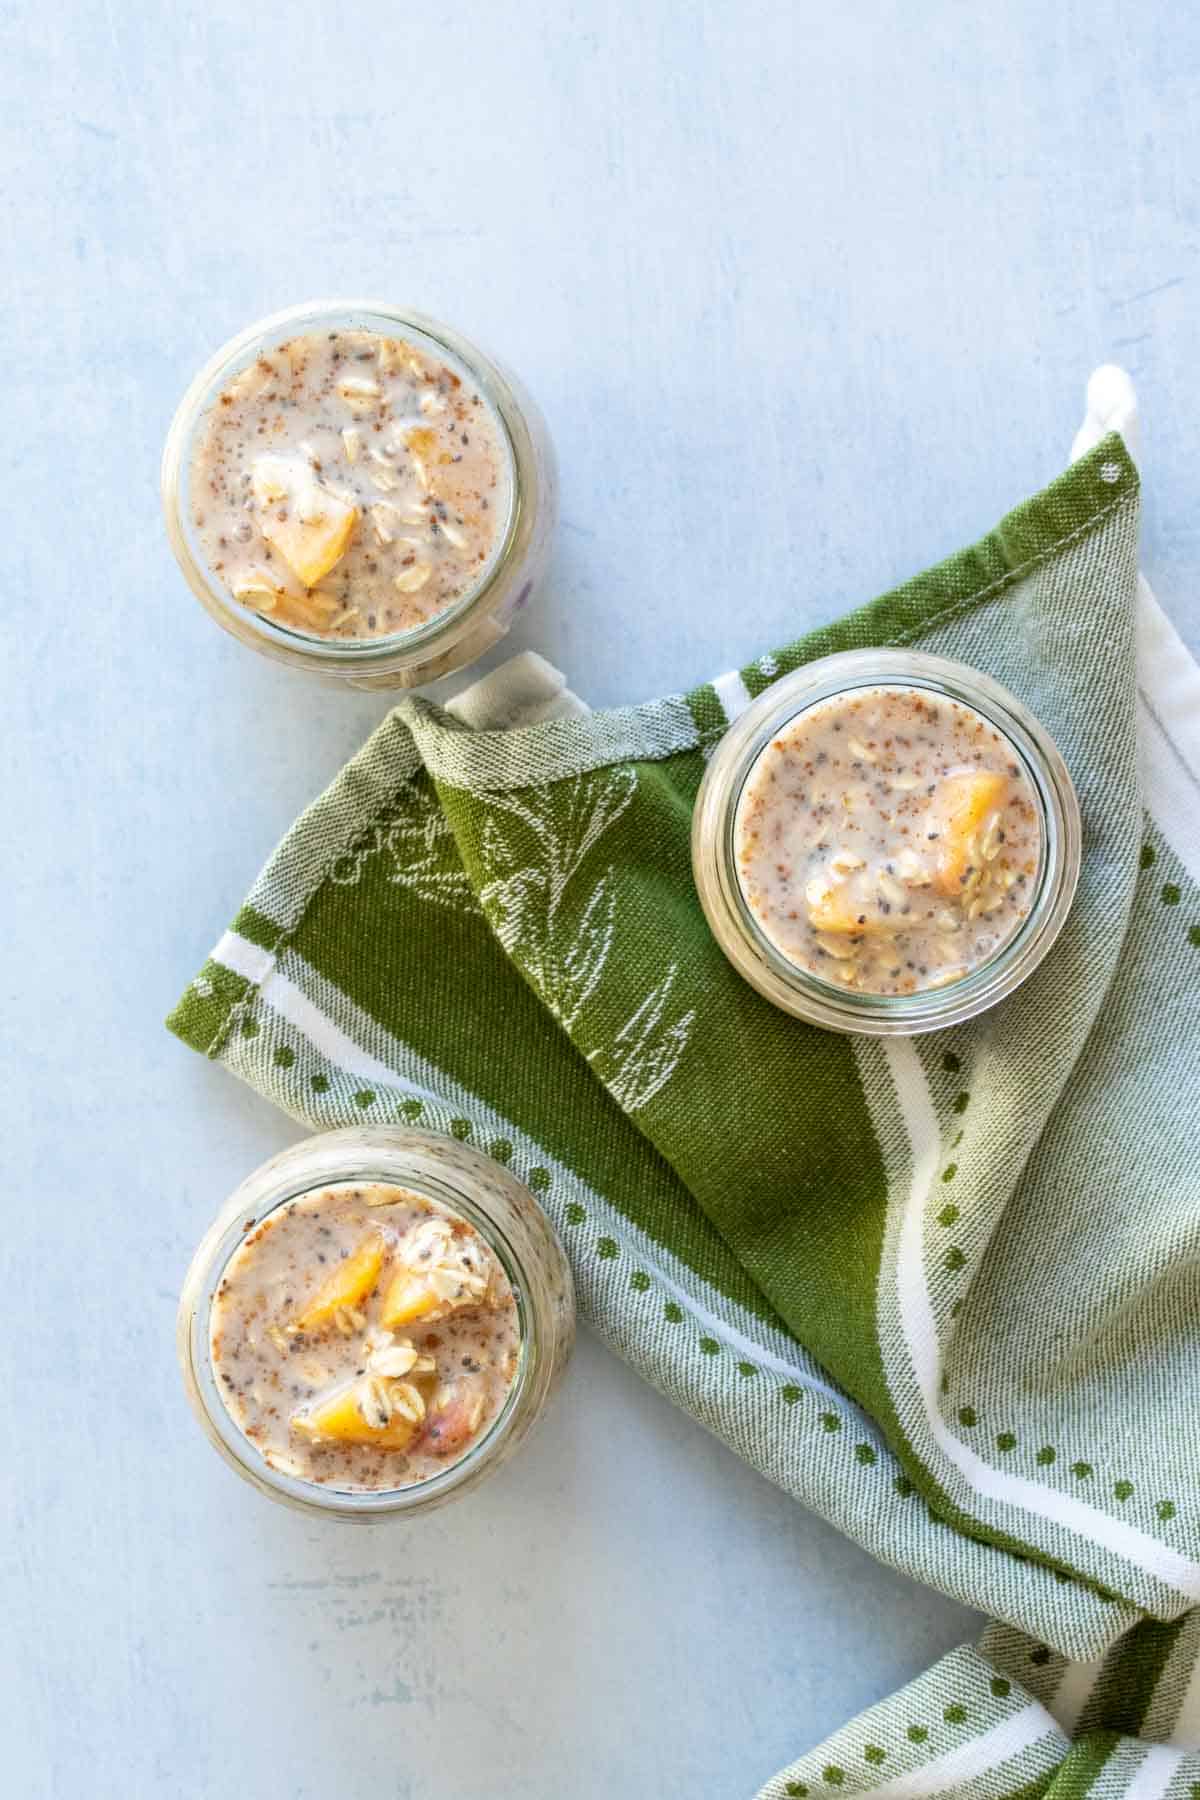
[161,300,532,678]
[178,1127,567,1517]
[692,649,1081,1035]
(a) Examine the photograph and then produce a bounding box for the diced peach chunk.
[379,1273,444,1330]
[806,870,877,934]
[378,1217,493,1330]
[252,454,359,588]
[927,772,1008,896]
[420,1379,488,1458]
[292,1231,385,1332]
[292,1376,421,1451]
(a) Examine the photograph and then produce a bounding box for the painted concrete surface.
[4,1,1198,1794]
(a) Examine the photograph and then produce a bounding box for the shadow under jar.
[178,1128,575,1518]
[692,650,1081,1036]
[162,300,556,687]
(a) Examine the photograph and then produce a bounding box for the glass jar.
[161,300,557,687]
[692,649,1082,1035]
[178,1127,575,1517]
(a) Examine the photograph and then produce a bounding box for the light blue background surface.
[4,3,1198,1796]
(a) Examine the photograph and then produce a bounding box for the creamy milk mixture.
[190,328,512,639]
[210,1182,521,1491]
[735,685,1043,996]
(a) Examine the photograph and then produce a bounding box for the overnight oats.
[735,688,1042,996]
[211,1184,520,1491]
[162,302,556,685]
[693,650,1081,1034]
[179,1129,575,1515]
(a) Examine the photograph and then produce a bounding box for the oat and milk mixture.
[190,328,512,639]
[735,686,1043,995]
[210,1183,520,1490]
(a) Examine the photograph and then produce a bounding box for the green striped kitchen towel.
[169,391,1200,1797]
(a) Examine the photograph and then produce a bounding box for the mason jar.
[692,649,1082,1035]
[161,300,556,686]
[178,1127,575,1517]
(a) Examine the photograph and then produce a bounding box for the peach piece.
[927,772,1009,896]
[291,1376,421,1451]
[379,1273,444,1331]
[252,454,359,588]
[420,1380,488,1458]
[378,1217,493,1330]
[292,1231,386,1332]
[806,870,878,934]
